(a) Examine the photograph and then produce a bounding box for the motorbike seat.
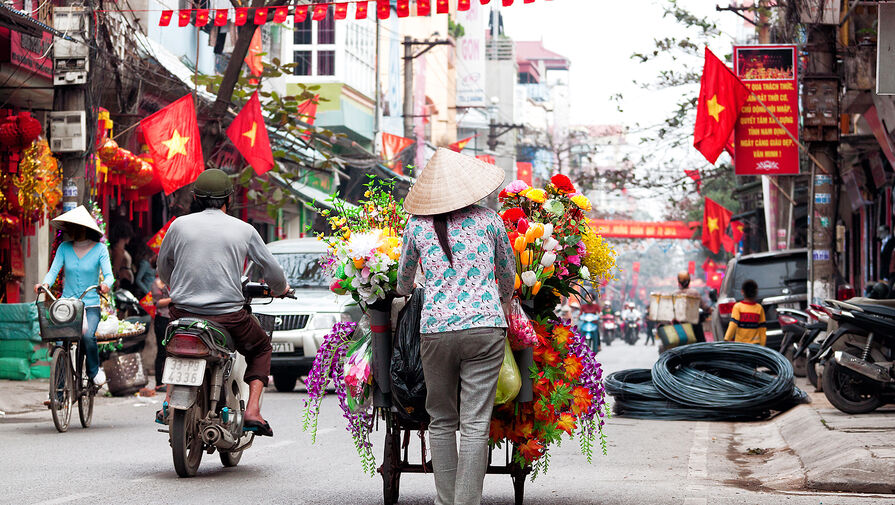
[846,297,895,318]
[171,317,236,351]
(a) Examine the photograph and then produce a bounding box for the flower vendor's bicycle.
[36,285,102,433]
[378,410,530,505]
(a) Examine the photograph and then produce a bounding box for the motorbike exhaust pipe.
[833,351,893,383]
[202,424,240,450]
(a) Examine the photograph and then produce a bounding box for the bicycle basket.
[36,298,85,342]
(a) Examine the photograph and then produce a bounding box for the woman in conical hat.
[34,205,114,386]
[396,148,515,505]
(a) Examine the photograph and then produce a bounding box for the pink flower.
[505,180,530,195]
[517,218,529,234]
[576,241,586,255]
[567,255,581,266]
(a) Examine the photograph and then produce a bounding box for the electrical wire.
[606,342,808,421]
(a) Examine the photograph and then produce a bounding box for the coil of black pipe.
[605,342,807,421]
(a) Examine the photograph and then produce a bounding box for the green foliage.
[448,16,465,39]
[192,58,341,220]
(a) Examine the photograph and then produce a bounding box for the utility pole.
[804,25,840,303]
[402,37,453,139]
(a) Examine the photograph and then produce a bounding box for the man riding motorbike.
[157,169,289,436]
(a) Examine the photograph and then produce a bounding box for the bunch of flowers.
[490,320,609,475]
[319,177,407,306]
[302,321,377,475]
[499,175,616,317]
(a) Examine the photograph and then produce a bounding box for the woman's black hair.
[433,213,453,266]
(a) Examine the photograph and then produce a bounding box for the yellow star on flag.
[161,129,189,159]
[707,95,725,122]
[707,217,719,233]
[242,122,258,147]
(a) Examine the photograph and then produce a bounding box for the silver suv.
[248,238,360,392]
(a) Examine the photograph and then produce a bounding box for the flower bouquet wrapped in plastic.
[343,334,373,413]
[506,297,537,350]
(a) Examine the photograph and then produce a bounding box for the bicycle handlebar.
[37,284,107,303]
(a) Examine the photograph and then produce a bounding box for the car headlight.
[310,314,339,330]
[50,300,77,324]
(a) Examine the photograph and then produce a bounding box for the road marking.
[31,493,95,505]
[685,422,710,505]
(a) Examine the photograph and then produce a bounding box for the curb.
[776,404,895,494]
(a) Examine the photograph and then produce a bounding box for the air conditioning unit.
[53,7,90,85]
[48,111,86,152]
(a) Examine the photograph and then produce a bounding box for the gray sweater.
[158,209,287,315]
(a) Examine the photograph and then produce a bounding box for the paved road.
[0,336,887,504]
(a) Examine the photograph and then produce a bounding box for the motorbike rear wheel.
[171,404,204,477]
[822,350,884,414]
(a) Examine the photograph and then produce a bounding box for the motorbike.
[813,298,895,414]
[578,312,600,353]
[114,288,152,326]
[601,313,617,345]
[622,313,640,345]
[158,281,294,477]
[778,306,830,384]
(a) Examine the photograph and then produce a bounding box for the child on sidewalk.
[723,279,766,346]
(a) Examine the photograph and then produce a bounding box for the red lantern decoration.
[16,112,42,144]
[128,161,155,189]
[97,138,119,164]
[0,117,20,149]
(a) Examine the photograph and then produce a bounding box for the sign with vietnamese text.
[455,3,486,107]
[733,45,799,175]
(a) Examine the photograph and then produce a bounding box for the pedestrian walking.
[151,277,171,392]
[34,206,114,386]
[723,279,766,346]
[396,148,515,505]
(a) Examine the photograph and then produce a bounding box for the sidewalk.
[0,379,52,416]
[733,377,895,494]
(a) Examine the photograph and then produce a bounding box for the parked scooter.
[158,281,294,477]
[578,312,600,353]
[778,306,830,384]
[814,297,895,414]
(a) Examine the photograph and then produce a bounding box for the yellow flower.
[571,194,592,212]
[581,227,617,283]
[524,189,547,203]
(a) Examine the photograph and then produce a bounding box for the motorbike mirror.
[708,289,718,302]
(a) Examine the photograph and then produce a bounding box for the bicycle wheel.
[49,346,73,433]
[76,345,94,429]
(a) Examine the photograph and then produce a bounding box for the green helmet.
[193,169,233,198]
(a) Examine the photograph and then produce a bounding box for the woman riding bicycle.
[34,206,113,386]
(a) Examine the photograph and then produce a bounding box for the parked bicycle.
[36,285,103,433]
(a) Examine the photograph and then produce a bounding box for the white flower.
[579,266,590,280]
[540,252,556,268]
[544,237,559,251]
[521,270,538,287]
[543,223,554,237]
[346,230,384,258]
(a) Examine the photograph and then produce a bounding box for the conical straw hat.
[404,148,505,215]
[50,205,102,236]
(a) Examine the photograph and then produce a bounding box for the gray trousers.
[420,327,505,505]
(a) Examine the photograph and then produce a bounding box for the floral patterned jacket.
[397,205,516,334]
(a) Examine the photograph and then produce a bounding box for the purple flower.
[567,255,581,266]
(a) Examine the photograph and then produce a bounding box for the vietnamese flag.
[294,5,308,23]
[214,9,228,26]
[476,154,495,164]
[516,162,533,186]
[297,95,318,141]
[381,132,415,173]
[141,94,204,195]
[693,48,749,164]
[313,3,328,21]
[448,135,475,152]
[195,9,209,26]
[684,169,701,192]
[702,197,733,254]
[334,3,349,19]
[377,0,390,19]
[147,217,176,254]
[437,0,449,13]
[159,10,173,26]
[417,0,430,15]
[273,6,289,23]
[356,1,368,19]
[178,10,191,27]
[396,0,410,17]
[244,28,263,80]
[227,91,274,175]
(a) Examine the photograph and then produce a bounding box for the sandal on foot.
[155,401,169,425]
[243,419,273,437]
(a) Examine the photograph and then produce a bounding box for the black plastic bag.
[390,288,429,425]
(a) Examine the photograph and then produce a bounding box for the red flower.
[508,231,520,245]
[571,386,592,415]
[556,412,577,435]
[550,174,576,193]
[498,188,509,199]
[501,207,525,223]
[517,439,544,462]
[563,355,583,380]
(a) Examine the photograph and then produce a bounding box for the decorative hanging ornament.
[313,3,328,21]
[356,1,368,19]
[417,0,430,15]
[377,0,390,19]
[178,9,191,27]
[195,9,209,26]
[437,0,449,14]
[295,4,308,23]
[273,6,288,23]
[334,3,349,19]
[235,7,248,25]
[253,7,268,25]
[396,0,410,17]
[214,9,228,26]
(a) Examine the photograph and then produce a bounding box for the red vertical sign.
[733,45,799,175]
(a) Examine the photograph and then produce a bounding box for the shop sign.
[2,1,53,79]
[454,3,486,107]
[590,220,694,239]
[733,45,799,175]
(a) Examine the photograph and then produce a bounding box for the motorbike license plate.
[162,358,206,386]
[271,342,294,353]
[777,302,799,310]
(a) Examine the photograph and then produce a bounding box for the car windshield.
[249,252,328,289]
[727,255,807,300]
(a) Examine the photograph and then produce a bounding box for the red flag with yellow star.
[693,48,749,164]
[702,197,733,254]
[226,91,274,175]
[141,94,204,195]
[448,135,475,152]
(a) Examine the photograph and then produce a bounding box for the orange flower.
[514,274,521,290]
[556,412,577,435]
[489,418,507,442]
[517,419,535,439]
[533,399,555,422]
[353,257,365,269]
[517,439,545,462]
[563,355,583,380]
[513,235,527,253]
[532,281,542,295]
[533,377,551,397]
[571,386,592,415]
[534,346,560,367]
[520,250,534,266]
[553,325,572,346]
[542,264,555,278]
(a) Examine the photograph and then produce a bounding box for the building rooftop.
[515,40,571,71]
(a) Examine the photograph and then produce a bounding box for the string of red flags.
[157,0,550,27]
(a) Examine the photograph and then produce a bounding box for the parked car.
[710,248,808,351]
[248,238,361,392]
